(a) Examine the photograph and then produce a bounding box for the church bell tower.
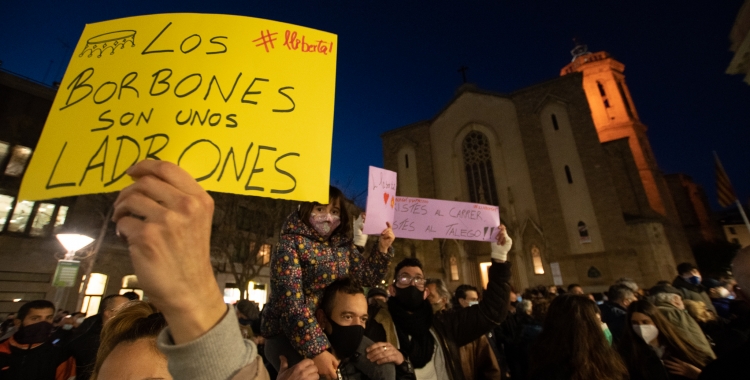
[561,45,669,216]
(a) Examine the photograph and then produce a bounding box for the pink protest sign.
[392,197,500,241]
[363,166,397,235]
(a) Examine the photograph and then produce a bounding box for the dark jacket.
[365,261,511,380]
[698,339,750,379]
[458,334,500,380]
[710,297,730,319]
[599,301,628,343]
[672,277,716,314]
[63,314,103,380]
[0,335,74,380]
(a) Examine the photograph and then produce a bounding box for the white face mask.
[62,324,74,331]
[633,324,659,344]
[468,301,479,307]
[75,317,85,325]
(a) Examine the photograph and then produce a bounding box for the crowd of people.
[0,160,748,380]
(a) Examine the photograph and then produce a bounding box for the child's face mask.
[310,212,341,237]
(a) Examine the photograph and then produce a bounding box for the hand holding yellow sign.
[20,13,337,202]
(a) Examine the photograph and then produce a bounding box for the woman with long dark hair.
[617,300,713,380]
[528,294,628,380]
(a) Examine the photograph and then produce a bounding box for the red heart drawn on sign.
[383,193,389,204]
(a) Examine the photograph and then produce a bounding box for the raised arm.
[349,222,395,286]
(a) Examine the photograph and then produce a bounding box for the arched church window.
[450,256,459,281]
[405,154,410,169]
[462,131,499,206]
[578,221,591,243]
[551,114,559,130]
[565,165,573,184]
[531,245,544,274]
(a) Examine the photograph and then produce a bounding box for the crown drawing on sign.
[79,30,136,58]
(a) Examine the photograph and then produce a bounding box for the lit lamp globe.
[56,233,95,260]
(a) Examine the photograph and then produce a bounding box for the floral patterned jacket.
[260,212,394,358]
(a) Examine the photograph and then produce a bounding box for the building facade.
[381,52,696,293]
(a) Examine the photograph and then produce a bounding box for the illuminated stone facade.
[382,69,693,293]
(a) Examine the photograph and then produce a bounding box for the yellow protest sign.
[19,13,337,202]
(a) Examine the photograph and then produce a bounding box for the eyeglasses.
[395,274,425,288]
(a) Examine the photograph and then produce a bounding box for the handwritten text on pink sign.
[392,197,500,241]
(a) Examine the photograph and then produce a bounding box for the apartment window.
[565,166,573,184]
[531,245,544,274]
[732,238,740,245]
[81,273,108,317]
[3,199,68,236]
[7,200,34,233]
[4,146,32,177]
[405,154,410,169]
[728,227,737,235]
[578,221,591,243]
[258,243,271,265]
[551,114,559,130]
[29,203,56,237]
[462,131,499,206]
[0,195,14,231]
[54,206,69,234]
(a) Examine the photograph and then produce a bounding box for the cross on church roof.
[458,66,469,83]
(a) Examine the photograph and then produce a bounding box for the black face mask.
[326,319,364,360]
[15,322,53,345]
[394,285,425,312]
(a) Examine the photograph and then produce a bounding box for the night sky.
[2,1,748,210]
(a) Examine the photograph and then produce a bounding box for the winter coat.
[365,261,512,380]
[0,335,75,380]
[672,277,716,313]
[458,334,500,380]
[652,299,716,360]
[260,212,393,359]
[599,301,628,343]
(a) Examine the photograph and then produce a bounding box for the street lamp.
[53,233,94,309]
[56,233,95,260]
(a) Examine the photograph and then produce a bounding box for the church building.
[381,48,695,292]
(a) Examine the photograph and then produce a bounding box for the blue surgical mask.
[687,276,701,286]
[516,295,523,303]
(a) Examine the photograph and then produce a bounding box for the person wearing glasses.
[364,226,512,380]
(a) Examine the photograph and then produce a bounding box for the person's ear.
[423,287,430,300]
[13,318,21,327]
[388,284,397,297]
[315,308,328,330]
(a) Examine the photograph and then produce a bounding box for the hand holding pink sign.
[363,166,397,235]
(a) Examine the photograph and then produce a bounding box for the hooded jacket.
[261,212,393,358]
[651,298,716,360]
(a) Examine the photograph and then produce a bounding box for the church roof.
[381,72,583,139]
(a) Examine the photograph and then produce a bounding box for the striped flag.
[714,152,737,208]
